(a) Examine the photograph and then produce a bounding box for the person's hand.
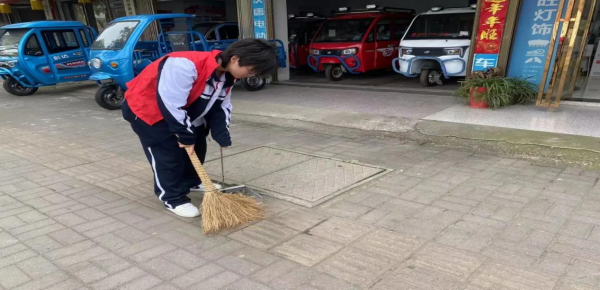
[179,143,195,156]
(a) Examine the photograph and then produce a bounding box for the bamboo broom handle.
[187,152,218,192]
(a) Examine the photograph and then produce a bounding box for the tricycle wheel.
[241,76,266,91]
[3,77,38,96]
[95,85,123,110]
[325,65,344,81]
[420,69,442,87]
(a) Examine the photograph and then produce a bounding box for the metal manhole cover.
[204,147,312,182]
[205,147,388,207]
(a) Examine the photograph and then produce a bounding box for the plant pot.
[469,87,489,109]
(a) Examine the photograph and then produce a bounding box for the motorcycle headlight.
[310,49,320,55]
[400,48,412,56]
[91,58,102,69]
[444,48,462,56]
[341,48,358,55]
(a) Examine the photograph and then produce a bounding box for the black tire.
[241,76,266,91]
[95,85,123,110]
[3,77,38,96]
[325,65,344,81]
[420,69,442,87]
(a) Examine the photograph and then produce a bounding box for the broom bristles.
[186,151,262,234]
[201,190,263,234]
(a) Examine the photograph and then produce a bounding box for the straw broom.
[187,151,263,234]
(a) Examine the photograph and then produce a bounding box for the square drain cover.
[205,147,387,207]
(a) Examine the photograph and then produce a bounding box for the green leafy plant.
[507,77,538,105]
[455,76,538,109]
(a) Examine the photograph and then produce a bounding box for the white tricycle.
[393,6,476,86]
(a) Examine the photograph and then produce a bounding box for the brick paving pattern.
[0,86,599,289]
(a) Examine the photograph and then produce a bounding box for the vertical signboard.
[473,0,510,71]
[507,0,566,87]
[252,0,267,39]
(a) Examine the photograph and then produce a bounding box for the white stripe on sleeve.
[157,57,197,133]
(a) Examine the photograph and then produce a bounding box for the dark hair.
[218,38,278,77]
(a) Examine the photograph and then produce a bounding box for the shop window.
[79,29,90,47]
[24,35,43,56]
[376,19,391,41]
[92,0,109,31]
[42,30,80,54]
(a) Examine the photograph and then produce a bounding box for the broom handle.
[187,152,218,192]
[220,147,225,185]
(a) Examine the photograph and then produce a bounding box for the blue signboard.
[507,0,568,88]
[473,54,499,71]
[252,0,267,39]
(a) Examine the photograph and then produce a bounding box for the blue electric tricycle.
[193,21,239,43]
[191,21,286,91]
[0,21,97,96]
[89,14,286,110]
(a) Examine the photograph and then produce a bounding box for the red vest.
[124,50,222,125]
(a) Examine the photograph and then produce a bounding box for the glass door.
[538,0,598,106]
[57,0,99,31]
[71,2,88,24]
[572,2,600,100]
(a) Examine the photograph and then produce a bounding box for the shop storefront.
[0,0,46,24]
[0,0,127,30]
[505,0,600,105]
[469,0,600,107]
[259,0,600,100]
[543,0,600,103]
[51,0,127,30]
[67,0,238,31]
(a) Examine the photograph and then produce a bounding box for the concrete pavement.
[0,83,599,289]
[233,84,600,168]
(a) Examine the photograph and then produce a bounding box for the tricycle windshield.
[404,13,474,40]
[92,21,139,50]
[0,29,28,57]
[313,18,374,43]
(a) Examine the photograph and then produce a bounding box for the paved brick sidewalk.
[1,86,600,290]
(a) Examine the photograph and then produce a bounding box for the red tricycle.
[288,13,325,69]
[307,5,414,81]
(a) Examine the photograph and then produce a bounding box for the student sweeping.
[122,39,278,218]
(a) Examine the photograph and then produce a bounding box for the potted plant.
[456,70,537,109]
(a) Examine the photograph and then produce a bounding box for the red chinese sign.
[474,0,510,54]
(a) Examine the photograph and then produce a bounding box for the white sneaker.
[190,183,222,192]
[167,203,200,218]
